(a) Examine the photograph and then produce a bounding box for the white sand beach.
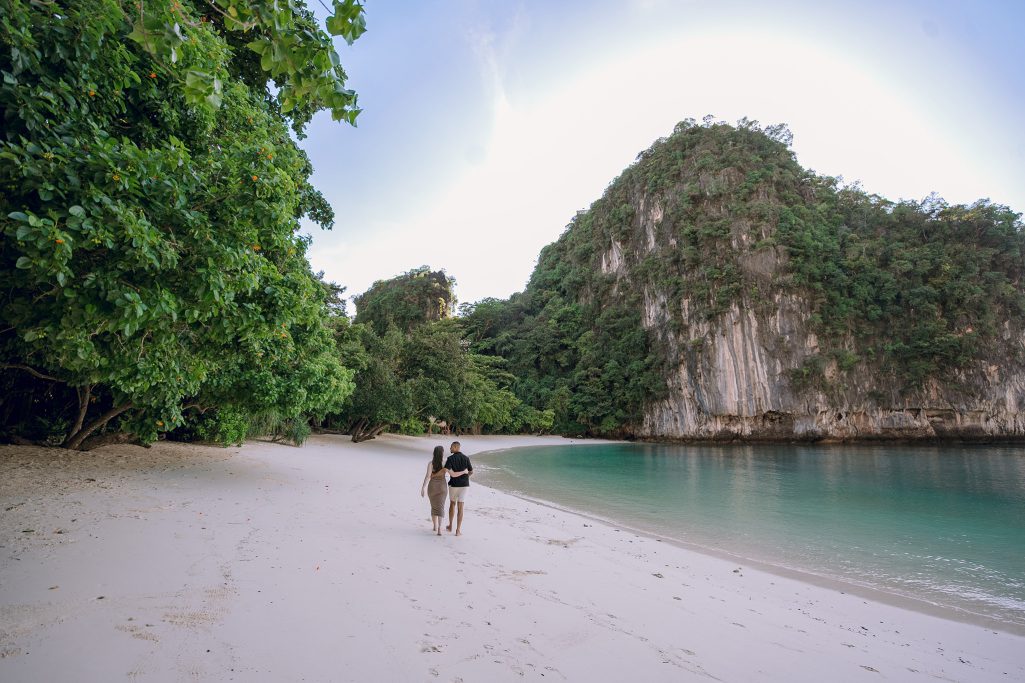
[1,434,1023,682]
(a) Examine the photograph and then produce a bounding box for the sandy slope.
[1,434,1023,682]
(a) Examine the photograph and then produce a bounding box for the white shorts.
[448,486,468,503]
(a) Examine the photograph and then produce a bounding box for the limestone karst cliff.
[354,266,456,334]
[464,119,1025,441]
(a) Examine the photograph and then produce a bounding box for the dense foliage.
[0,0,364,448]
[464,119,1024,434]
[779,190,1024,387]
[461,231,665,437]
[327,271,553,442]
[354,266,456,334]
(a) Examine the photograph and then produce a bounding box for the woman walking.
[421,445,465,535]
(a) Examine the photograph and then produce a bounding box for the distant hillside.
[463,119,1025,440]
[327,266,553,441]
[354,266,456,334]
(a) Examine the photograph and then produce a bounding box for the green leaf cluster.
[778,190,1025,385]
[354,266,456,335]
[0,0,361,448]
[123,0,364,131]
[326,272,549,441]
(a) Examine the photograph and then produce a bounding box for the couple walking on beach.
[420,441,472,536]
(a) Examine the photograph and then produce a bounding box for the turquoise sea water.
[475,443,1025,629]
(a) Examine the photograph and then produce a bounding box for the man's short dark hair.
[451,441,461,451]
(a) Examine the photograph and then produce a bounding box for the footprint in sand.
[116,624,159,643]
[542,537,581,548]
[497,569,547,581]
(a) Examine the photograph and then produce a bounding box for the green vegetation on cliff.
[461,255,664,437]
[355,266,457,334]
[464,118,1024,436]
[780,188,1023,386]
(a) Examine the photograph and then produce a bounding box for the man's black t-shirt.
[445,452,472,487]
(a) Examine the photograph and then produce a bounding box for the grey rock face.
[604,194,1025,442]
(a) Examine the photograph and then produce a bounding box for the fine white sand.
[1,434,1023,682]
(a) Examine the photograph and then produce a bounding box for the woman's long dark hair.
[432,445,444,473]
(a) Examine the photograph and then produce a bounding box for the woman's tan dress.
[427,466,447,516]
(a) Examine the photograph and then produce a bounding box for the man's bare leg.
[455,501,465,536]
[447,500,455,532]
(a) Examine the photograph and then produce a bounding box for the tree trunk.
[2,363,60,382]
[70,384,93,438]
[79,431,139,451]
[64,402,132,451]
[351,422,384,443]
[348,417,366,441]
[351,417,367,435]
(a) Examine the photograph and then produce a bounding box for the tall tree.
[330,321,411,443]
[0,0,364,447]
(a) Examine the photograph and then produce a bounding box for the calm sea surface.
[475,443,1025,629]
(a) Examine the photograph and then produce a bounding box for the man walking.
[444,441,472,536]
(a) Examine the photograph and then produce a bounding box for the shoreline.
[2,434,1023,681]
[473,440,1025,638]
[480,484,1025,638]
[594,435,1025,446]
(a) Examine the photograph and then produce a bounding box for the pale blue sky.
[301,0,1025,307]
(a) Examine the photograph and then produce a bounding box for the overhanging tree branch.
[2,364,62,383]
